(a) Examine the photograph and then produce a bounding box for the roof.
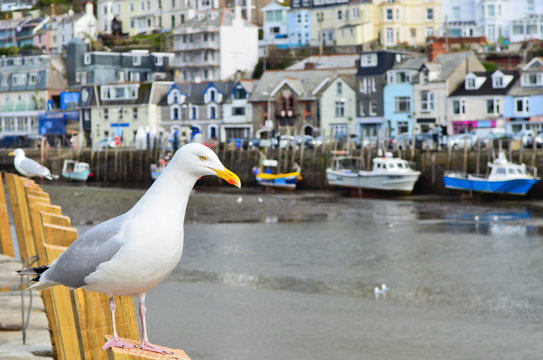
[158,80,242,105]
[392,56,426,70]
[249,68,355,102]
[95,83,153,105]
[286,54,359,70]
[426,51,473,81]
[449,70,520,97]
[356,50,404,77]
[172,7,256,34]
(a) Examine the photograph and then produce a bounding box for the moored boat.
[326,151,421,194]
[61,160,90,182]
[253,158,302,190]
[443,152,539,196]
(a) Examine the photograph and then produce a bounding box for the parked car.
[447,133,478,150]
[526,131,543,148]
[295,135,316,149]
[93,137,118,150]
[480,132,515,148]
[514,130,534,148]
[392,132,412,150]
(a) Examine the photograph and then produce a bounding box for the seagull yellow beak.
[213,167,241,188]
[8,152,14,156]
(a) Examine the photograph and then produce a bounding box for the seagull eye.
[199,155,207,161]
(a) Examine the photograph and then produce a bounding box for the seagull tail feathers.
[27,280,59,291]
[16,265,59,291]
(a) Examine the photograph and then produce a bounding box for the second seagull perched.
[9,148,57,180]
[17,143,241,353]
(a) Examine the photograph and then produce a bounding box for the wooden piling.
[0,173,14,257]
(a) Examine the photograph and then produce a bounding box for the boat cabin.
[62,160,89,174]
[372,153,413,172]
[488,153,533,179]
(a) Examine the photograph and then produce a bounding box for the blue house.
[383,56,425,138]
[287,9,311,49]
[504,57,543,133]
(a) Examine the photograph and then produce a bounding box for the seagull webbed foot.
[102,336,137,350]
[139,340,174,354]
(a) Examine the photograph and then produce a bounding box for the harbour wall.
[1,145,543,197]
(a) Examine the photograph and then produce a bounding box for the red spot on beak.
[228,179,237,185]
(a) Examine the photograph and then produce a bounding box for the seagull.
[17,143,241,354]
[9,148,57,180]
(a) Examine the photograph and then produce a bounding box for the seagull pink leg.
[138,294,173,354]
[102,297,137,350]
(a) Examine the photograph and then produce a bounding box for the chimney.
[304,62,315,70]
[427,42,446,62]
[50,3,55,16]
[85,1,93,15]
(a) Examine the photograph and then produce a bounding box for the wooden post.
[366,128,373,170]
[476,138,481,174]
[104,337,191,360]
[359,131,365,169]
[0,173,14,257]
[463,137,468,174]
[410,123,416,162]
[431,152,436,184]
[532,124,537,169]
[519,138,524,164]
[299,129,305,170]
[104,147,109,183]
[284,127,290,172]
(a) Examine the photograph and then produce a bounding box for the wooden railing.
[0,172,190,360]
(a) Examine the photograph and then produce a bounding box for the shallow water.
[140,197,543,360]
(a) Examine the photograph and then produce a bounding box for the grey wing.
[44,213,129,288]
[19,158,49,177]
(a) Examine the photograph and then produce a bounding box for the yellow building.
[375,0,442,47]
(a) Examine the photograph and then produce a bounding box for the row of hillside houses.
[94,0,543,50]
[1,47,543,148]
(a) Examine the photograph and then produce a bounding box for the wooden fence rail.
[0,172,191,360]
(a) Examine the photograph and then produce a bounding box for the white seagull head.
[9,148,25,158]
[171,143,241,188]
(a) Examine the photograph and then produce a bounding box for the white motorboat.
[326,151,421,194]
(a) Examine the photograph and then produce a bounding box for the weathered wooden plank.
[0,173,14,257]
[104,336,191,360]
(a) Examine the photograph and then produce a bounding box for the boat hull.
[443,174,539,196]
[61,170,90,182]
[255,172,301,190]
[327,169,420,193]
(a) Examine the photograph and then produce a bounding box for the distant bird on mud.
[9,148,57,180]
[17,143,241,354]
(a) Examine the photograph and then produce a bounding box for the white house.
[171,7,258,82]
[57,2,97,52]
[260,1,289,50]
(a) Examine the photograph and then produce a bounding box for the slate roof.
[94,83,153,106]
[172,7,256,34]
[158,80,239,105]
[449,70,520,97]
[431,51,473,81]
[392,56,426,70]
[249,69,355,102]
[356,50,405,77]
[287,54,358,70]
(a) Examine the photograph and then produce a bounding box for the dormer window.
[209,89,216,102]
[522,72,542,87]
[133,56,141,66]
[493,75,504,88]
[360,53,377,67]
[466,78,476,89]
[84,53,91,65]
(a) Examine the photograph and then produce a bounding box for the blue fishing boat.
[443,152,539,196]
[253,159,302,190]
[61,160,90,182]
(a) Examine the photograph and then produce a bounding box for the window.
[155,56,163,66]
[369,101,377,115]
[487,4,495,17]
[410,28,416,37]
[386,8,393,20]
[337,10,342,20]
[117,71,125,82]
[209,89,216,102]
[171,106,179,120]
[12,74,26,86]
[360,53,377,68]
[386,28,394,44]
[133,56,141,65]
[427,8,433,20]
[131,19,136,28]
[452,99,465,115]
[84,53,91,65]
[420,91,434,111]
[335,101,344,117]
[130,2,134,11]
[191,106,198,119]
[493,75,503,88]
[427,27,434,37]
[486,99,500,115]
[515,97,529,114]
[336,82,342,96]
[104,108,109,121]
[527,0,534,13]
[466,78,476,89]
[452,6,459,20]
[522,73,542,87]
[130,72,141,82]
[353,8,359,18]
[140,0,144,11]
[394,97,410,113]
[232,107,245,116]
[29,73,37,85]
